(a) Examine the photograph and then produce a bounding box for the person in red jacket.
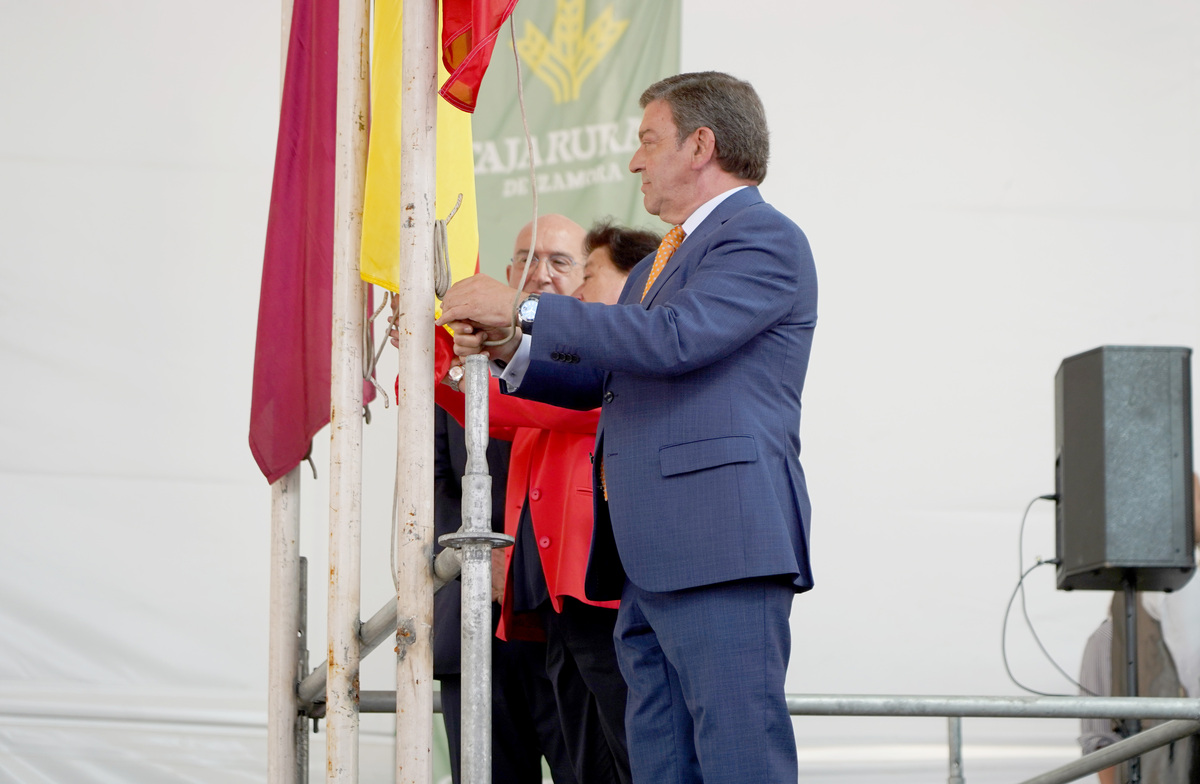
[425,217,659,784]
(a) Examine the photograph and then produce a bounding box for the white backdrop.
[1,1,1197,782]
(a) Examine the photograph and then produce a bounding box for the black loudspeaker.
[1055,345,1195,591]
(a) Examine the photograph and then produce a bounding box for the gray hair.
[640,71,769,184]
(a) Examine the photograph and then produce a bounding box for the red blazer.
[434,331,619,641]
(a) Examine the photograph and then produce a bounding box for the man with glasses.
[506,214,587,296]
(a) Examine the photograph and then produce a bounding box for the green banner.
[470,0,682,279]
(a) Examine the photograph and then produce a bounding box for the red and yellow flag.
[361,1,516,291]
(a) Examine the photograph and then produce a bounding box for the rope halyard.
[364,290,392,418]
[433,193,464,299]
[482,16,541,347]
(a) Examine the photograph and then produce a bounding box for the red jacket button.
[530,488,542,501]
[538,536,551,548]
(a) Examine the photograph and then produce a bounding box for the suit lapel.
[641,187,763,308]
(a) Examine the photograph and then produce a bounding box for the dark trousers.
[441,637,578,784]
[615,579,796,784]
[542,599,632,784]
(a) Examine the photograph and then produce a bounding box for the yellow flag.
[360,1,480,292]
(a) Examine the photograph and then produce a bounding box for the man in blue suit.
[439,71,817,783]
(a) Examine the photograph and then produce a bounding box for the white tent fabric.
[1,1,1197,781]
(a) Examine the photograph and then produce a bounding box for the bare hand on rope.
[438,273,525,328]
[440,321,522,365]
[436,274,528,363]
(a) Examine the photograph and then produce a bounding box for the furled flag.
[361,0,502,291]
[249,0,376,484]
[441,0,521,113]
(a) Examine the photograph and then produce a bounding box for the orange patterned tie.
[599,227,688,501]
[641,225,686,301]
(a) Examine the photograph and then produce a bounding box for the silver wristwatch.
[517,293,540,336]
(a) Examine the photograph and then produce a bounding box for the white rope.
[434,193,463,299]
[483,17,539,346]
[363,289,392,419]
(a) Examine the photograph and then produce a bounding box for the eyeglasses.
[511,254,578,277]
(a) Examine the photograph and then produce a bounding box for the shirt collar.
[680,185,749,239]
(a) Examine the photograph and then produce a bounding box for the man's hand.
[437,274,524,330]
[444,321,523,365]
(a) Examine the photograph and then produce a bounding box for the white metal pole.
[327,0,370,778]
[280,0,294,93]
[268,4,302,783]
[394,0,438,782]
[298,557,310,784]
[269,466,304,784]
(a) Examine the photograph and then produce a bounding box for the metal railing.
[789,694,1199,784]
[329,689,1200,783]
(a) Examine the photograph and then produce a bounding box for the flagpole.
[327,0,370,779]
[268,3,304,782]
[280,0,294,90]
[268,466,304,784]
[394,0,438,782]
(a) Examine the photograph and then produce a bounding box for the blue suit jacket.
[509,187,817,601]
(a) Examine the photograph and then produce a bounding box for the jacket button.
[538,536,551,549]
[603,391,614,403]
[530,488,542,501]
[551,351,561,361]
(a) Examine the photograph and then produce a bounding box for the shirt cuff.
[495,334,532,391]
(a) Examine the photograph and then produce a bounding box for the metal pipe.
[332,692,1200,722]
[269,466,302,784]
[393,4,439,781]
[306,688,1200,722]
[279,0,293,93]
[437,356,507,784]
[268,4,300,781]
[947,717,964,784]
[433,358,516,782]
[1123,577,1141,784]
[461,356,492,784]
[297,549,461,707]
[1019,719,1200,784]
[298,557,309,784]
[783,694,1200,720]
[360,690,443,714]
[327,0,370,777]
[305,688,1200,722]
[0,701,267,727]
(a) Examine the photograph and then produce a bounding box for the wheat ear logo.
[515,0,630,103]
